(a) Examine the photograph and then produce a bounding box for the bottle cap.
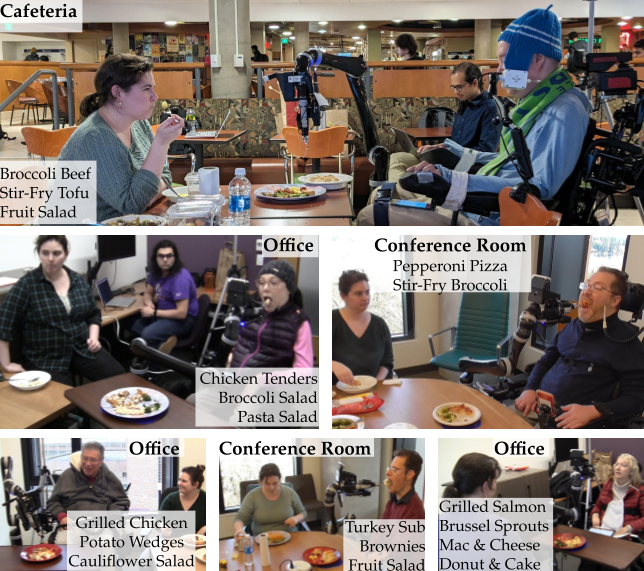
[235,168,246,176]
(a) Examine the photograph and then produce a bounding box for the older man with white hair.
[47,441,130,530]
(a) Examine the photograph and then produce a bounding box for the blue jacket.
[438,86,593,199]
[525,313,644,418]
[450,92,500,152]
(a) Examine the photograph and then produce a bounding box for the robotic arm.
[267,48,389,183]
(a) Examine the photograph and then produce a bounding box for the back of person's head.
[259,463,281,481]
[252,45,259,52]
[80,53,153,118]
[393,449,423,486]
[150,239,183,278]
[569,31,579,40]
[395,33,419,57]
[443,453,501,498]
[338,269,369,296]
[595,266,629,303]
[39,55,49,62]
[182,465,206,488]
[452,61,483,88]
[35,235,69,255]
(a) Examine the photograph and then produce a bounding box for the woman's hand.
[140,305,155,318]
[87,338,102,353]
[616,525,632,537]
[154,115,185,147]
[332,361,358,386]
[3,363,25,374]
[284,517,298,528]
[591,514,601,528]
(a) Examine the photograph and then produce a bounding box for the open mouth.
[263,296,272,307]
[580,298,591,309]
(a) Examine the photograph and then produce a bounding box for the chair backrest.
[282,126,348,159]
[41,80,55,112]
[175,294,211,350]
[454,292,510,355]
[159,486,179,507]
[22,126,77,158]
[28,82,48,105]
[6,79,22,95]
[499,187,562,226]
[285,474,318,502]
[419,106,455,129]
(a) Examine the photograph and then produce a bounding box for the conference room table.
[1,545,67,570]
[0,379,74,429]
[332,378,532,429]
[219,531,343,570]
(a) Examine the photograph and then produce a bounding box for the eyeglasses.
[256,279,283,289]
[81,456,102,464]
[449,82,471,92]
[386,466,402,474]
[156,253,175,260]
[579,282,618,296]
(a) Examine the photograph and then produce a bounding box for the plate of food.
[254,184,326,201]
[553,534,587,550]
[384,423,418,429]
[163,186,190,203]
[20,544,62,562]
[255,531,291,546]
[303,546,341,566]
[181,534,207,548]
[101,387,170,420]
[196,548,206,564]
[101,215,167,226]
[332,415,364,430]
[9,371,51,391]
[299,173,353,190]
[432,402,482,426]
[336,375,378,394]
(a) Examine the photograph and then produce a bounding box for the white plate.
[9,371,51,391]
[180,534,206,548]
[384,423,418,429]
[299,173,353,190]
[336,375,378,394]
[432,402,482,427]
[332,414,365,430]
[101,214,167,226]
[254,184,326,201]
[255,531,291,545]
[195,548,206,563]
[163,186,191,203]
[101,387,170,420]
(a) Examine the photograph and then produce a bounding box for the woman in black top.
[332,270,393,385]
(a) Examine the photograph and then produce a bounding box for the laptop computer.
[96,278,136,308]
[391,127,460,170]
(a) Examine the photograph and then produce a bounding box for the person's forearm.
[156,307,188,320]
[141,139,171,180]
[376,366,388,381]
[233,521,245,534]
[144,292,155,306]
[0,340,12,368]
[89,324,100,342]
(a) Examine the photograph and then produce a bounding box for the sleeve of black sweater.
[525,331,562,391]
[378,317,394,376]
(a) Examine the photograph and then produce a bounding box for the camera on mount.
[226,277,251,309]
[621,283,644,321]
[528,275,574,325]
[570,449,595,477]
[568,50,639,96]
[334,462,375,497]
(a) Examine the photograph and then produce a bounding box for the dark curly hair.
[149,239,184,280]
[395,33,419,57]
[181,465,205,488]
[443,453,501,498]
[259,463,281,482]
[35,235,69,254]
[338,270,369,296]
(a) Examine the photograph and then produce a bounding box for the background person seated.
[515,268,644,429]
[383,449,425,519]
[160,465,206,535]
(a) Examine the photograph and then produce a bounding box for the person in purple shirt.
[131,239,198,354]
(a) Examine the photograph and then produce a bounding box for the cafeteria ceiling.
[83,0,644,24]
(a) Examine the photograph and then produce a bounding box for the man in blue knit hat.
[358,4,593,226]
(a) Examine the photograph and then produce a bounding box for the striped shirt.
[0,266,101,372]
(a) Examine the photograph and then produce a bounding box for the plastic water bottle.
[228,168,251,226]
[186,105,197,132]
[242,534,254,567]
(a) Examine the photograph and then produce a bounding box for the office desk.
[0,546,67,571]
[0,380,74,429]
[98,281,147,323]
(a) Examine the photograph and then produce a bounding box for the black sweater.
[332,309,394,382]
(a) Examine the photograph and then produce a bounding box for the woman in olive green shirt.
[160,465,206,535]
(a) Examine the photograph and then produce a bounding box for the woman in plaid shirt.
[0,236,125,386]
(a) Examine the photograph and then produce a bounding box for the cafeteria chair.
[281,125,355,202]
[5,79,39,125]
[499,187,562,226]
[240,481,310,532]
[41,80,69,128]
[285,474,325,527]
[428,292,510,381]
[22,126,77,160]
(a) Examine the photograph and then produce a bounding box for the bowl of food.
[196,548,206,564]
[163,186,190,203]
[299,173,353,190]
[101,387,169,420]
[20,544,62,562]
[181,534,206,548]
[336,375,378,394]
[432,402,481,426]
[101,215,167,226]
[331,415,363,429]
[9,371,51,391]
[303,547,341,566]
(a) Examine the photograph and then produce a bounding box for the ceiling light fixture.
[351,36,360,39]
[318,21,328,25]
[358,25,366,29]
[283,31,292,36]
[393,20,403,23]
[165,21,177,26]
[622,16,633,20]
[356,40,363,44]
[268,24,280,29]
[319,29,326,33]
[634,24,643,29]
[618,21,628,26]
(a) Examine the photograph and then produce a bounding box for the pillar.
[601,25,620,53]
[250,22,266,56]
[112,23,129,56]
[294,22,309,56]
[367,29,381,61]
[475,19,502,59]
[209,0,251,97]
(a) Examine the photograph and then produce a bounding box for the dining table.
[332,378,532,429]
[147,184,354,225]
[0,545,67,571]
[403,127,452,143]
[0,379,74,429]
[219,531,343,570]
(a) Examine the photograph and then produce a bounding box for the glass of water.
[185,172,200,196]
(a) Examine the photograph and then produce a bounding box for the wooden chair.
[499,187,562,226]
[28,82,50,122]
[22,126,77,160]
[5,79,39,125]
[41,81,69,128]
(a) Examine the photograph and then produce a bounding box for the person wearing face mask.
[332,270,393,386]
[160,465,207,535]
[590,454,644,538]
[382,449,425,519]
[443,453,501,499]
[0,235,125,386]
[358,5,593,226]
[59,54,184,222]
[228,260,314,368]
[515,267,644,429]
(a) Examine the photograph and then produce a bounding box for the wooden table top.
[333,378,532,430]
[148,184,354,221]
[0,546,67,571]
[219,531,343,569]
[64,373,198,429]
[0,380,74,429]
[152,124,246,144]
[98,281,146,323]
[403,127,452,139]
[553,525,644,570]
[269,130,357,143]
